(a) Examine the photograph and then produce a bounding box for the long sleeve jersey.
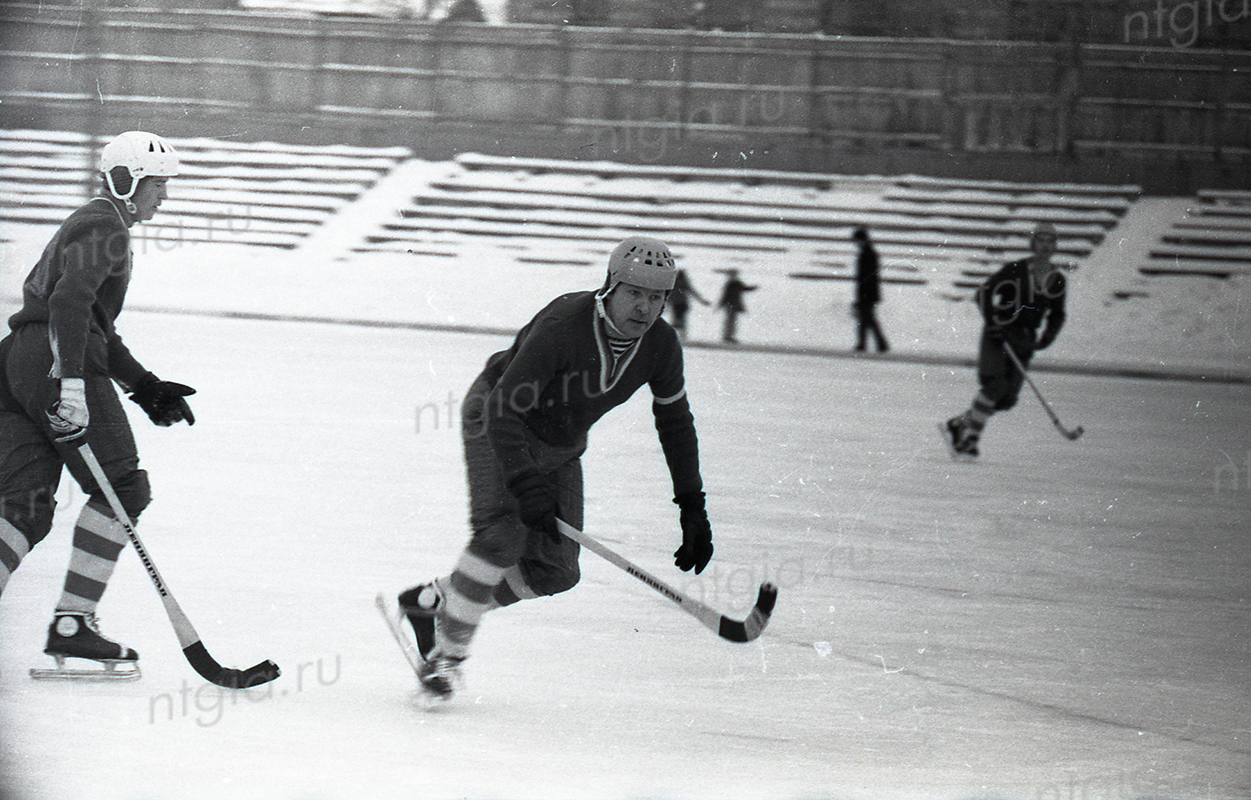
[479,291,702,499]
[7,196,147,386]
[977,259,1068,349]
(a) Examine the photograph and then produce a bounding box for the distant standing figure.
[669,269,710,339]
[852,227,889,353]
[716,269,757,344]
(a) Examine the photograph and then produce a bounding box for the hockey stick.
[77,443,281,688]
[1002,343,1084,441]
[555,518,777,643]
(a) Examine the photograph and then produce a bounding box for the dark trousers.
[0,326,150,553]
[854,302,888,352]
[977,330,1034,411]
[460,373,584,597]
[670,304,690,336]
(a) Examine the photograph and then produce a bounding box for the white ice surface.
[0,191,1248,800]
[0,309,1247,800]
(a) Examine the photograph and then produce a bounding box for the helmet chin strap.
[104,169,139,215]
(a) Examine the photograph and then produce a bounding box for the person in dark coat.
[668,268,710,339]
[716,269,757,344]
[852,227,889,353]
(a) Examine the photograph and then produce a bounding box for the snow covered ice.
[0,170,1248,799]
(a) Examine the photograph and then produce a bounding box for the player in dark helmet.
[394,236,715,701]
[0,131,196,680]
[942,222,1068,458]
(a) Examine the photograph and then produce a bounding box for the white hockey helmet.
[603,236,677,294]
[98,131,179,201]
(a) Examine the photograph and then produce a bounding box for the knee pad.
[109,469,152,521]
[0,486,56,548]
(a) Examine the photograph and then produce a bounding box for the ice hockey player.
[942,221,1068,458]
[398,235,714,700]
[0,131,197,679]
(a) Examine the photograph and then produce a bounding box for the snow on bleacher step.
[0,130,410,248]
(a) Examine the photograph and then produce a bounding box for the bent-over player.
[398,236,715,701]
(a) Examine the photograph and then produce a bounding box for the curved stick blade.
[184,641,281,688]
[717,583,778,643]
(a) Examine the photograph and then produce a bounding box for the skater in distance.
[942,221,1068,458]
[0,131,197,679]
[398,235,715,701]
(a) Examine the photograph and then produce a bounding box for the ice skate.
[31,612,141,681]
[938,419,978,462]
[397,581,466,701]
[398,581,444,660]
[377,586,465,703]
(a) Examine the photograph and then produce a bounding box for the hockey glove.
[507,470,558,540]
[673,491,714,574]
[46,378,89,442]
[129,375,196,427]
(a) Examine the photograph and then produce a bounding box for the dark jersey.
[977,258,1067,349]
[7,196,146,386]
[478,291,702,499]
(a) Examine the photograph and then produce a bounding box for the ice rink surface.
[1,309,1247,800]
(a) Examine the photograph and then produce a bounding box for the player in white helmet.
[0,131,196,679]
[941,221,1069,458]
[394,236,715,701]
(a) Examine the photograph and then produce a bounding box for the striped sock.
[492,566,538,608]
[965,392,996,443]
[55,501,129,613]
[0,518,32,597]
[440,550,508,656]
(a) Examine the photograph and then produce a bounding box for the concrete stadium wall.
[1,3,1248,193]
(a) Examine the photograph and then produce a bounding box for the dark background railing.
[2,3,1248,193]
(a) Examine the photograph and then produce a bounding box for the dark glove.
[985,325,1006,343]
[1036,330,1057,351]
[673,491,713,574]
[507,470,558,540]
[128,374,196,427]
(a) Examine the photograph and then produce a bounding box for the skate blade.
[31,658,141,682]
[416,685,455,710]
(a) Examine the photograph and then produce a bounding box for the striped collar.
[592,298,641,393]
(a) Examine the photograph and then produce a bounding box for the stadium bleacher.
[8,129,1249,307]
[354,152,1138,301]
[1144,190,1251,279]
[0,129,411,249]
